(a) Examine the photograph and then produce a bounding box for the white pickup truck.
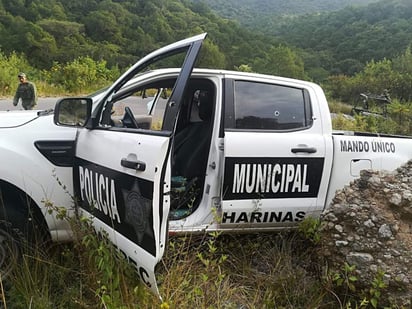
[1,33,412,294]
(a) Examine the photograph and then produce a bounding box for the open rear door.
[71,33,206,295]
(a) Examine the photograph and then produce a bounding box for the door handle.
[121,158,146,171]
[291,147,317,154]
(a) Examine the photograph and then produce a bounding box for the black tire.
[0,220,23,279]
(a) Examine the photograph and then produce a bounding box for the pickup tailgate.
[327,132,412,205]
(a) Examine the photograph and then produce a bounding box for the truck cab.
[53,33,337,294]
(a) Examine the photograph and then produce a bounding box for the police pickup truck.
[1,33,412,294]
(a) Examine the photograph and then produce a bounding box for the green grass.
[328,100,353,115]
[0,216,355,309]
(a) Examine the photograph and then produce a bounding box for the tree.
[235,64,253,72]
[197,40,226,69]
[37,19,85,43]
[0,51,32,96]
[391,47,412,102]
[84,11,123,44]
[254,44,308,80]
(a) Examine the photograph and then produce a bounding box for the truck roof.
[126,67,320,89]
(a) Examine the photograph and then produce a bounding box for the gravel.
[319,162,412,306]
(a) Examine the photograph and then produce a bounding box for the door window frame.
[224,78,313,132]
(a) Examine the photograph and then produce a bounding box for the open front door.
[71,33,206,295]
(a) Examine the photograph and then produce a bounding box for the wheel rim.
[0,228,19,279]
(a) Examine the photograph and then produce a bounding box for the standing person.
[13,72,37,110]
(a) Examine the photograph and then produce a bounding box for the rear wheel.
[0,220,23,279]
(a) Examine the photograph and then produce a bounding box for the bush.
[328,100,353,114]
[46,57,119,94]
[0,51,34,97]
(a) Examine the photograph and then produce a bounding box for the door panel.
[74,130,170,293]
[221,78,333,229]
[71,33,207,295]
[221,131,329,228]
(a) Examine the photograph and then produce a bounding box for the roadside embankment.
[320,162,412,306]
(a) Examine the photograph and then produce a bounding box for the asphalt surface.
[0,97,62,111]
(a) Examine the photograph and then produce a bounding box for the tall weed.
[1,219,395,308]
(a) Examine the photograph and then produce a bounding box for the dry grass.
[0,224,350,308]
[328,100,353,115]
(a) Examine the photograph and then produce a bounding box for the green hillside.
[0,0,279,72]
[276,0,412,76]
[194,0,412,77]
[193,0,380,28]
[1,0,412,91]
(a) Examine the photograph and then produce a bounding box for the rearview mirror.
[54,98,92,127]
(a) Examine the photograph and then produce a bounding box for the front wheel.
[0,220,23,279]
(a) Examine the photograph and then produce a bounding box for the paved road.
[0,97,62,111]
[0,96,152,116]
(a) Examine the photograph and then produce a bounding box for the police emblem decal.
[123,181,153,245]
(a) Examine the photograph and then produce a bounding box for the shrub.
[0,51,34,96]
[46,57,119,94]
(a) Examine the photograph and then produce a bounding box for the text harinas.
[78,166,121,223]
[232,163,309,194]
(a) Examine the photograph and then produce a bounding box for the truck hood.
[0,110,41,128]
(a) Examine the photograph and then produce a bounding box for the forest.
[275,0,412,76]
[193,0,380,30]
[0,0,278,73]
[1,0,412,134]
[0,0,282,94]
[201,0,412,78]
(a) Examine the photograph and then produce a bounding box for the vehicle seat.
[171,90,214,215]
[173,90,213,180]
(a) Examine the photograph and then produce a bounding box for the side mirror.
[54,98,92,127]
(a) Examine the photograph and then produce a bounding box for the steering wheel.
[122,106,139,128]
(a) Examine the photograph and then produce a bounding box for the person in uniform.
[13,72,37,110]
